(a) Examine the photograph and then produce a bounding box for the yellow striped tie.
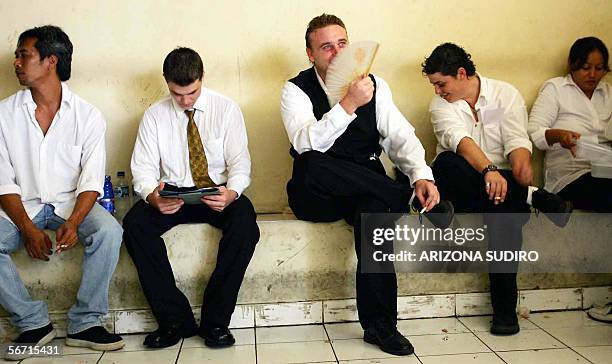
[185,109,214,188]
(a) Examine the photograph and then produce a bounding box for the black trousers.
[287,151,413,330]
[558,173,612,212]
[432,152,530,322]
[122,195,259,330]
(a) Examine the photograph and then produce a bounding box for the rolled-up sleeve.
[502,92,532,157]
[376,77,434,184]
[528,82,559,151]
[75,109,106,197]
[131,111,162,201]
[429,97,473,153]
[224,103,251,196]
[0,116,20,196]
[280,81,356,154]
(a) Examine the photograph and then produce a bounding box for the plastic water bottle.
[113,171,130,220]
[100,175,115,214]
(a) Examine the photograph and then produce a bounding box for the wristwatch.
[481,164,498,176]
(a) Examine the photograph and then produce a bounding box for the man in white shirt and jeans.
[0,25,124,361]
[423,43,573,336]
[124,47,259,349]
[281,14,454,357]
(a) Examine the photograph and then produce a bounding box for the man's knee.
[229,196,259,238]
[433,151,466,172]
[94,219,123,251]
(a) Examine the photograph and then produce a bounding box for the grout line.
[254,326,258,364]
[459,315,508,363]
[174,338,184,364]
[525,313,595,363]
[322,323,340,363]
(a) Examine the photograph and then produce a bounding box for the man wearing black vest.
[280,14,453,356]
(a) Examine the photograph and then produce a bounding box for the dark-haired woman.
[528,36,611,323]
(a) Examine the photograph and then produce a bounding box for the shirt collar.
[22,82,74,109]
[475,73,489,105]
[314,67,329,93]
[563,73,607,95]
[171,87,207,118]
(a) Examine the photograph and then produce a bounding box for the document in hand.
[325,40,380,106]
[159,187,221,204]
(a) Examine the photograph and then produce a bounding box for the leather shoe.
[490,314,520,335]
[199,326,235,347]
[363,321,414,356]
[143,321,197,349]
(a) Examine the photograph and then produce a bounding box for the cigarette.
[420,207,427,214]
[59,244,68,249]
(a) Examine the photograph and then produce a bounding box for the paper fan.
[325,40,380,105]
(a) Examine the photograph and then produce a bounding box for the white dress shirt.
[528,75,611,193]
[429,75,532,170]
[0,83,106,223]
[280,70,434,185]
[131,87,251,201]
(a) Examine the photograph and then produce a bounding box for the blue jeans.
[0,203,122,334]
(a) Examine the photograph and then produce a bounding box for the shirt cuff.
[139,184,158,204]
[504,141,533,159]
[76,182,103,197]
[451,133,474,153]
[227,176,250,197]
[531,127,551,151]
[406,167,435,187]
[328,103,357,128]
[0,184,21,196]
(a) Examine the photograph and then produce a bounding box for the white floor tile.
[498,348,591,364]
[573,345,612,364]
[257,340,336,364]
[331,338,399,361]
[475,328,565,351]
[459,315,537,332]
[528,310,608,329]
[118,333,179,352]
[99,349,179,364]
[256,324,327,344]
[177,345,256,363]
[21,354,103,363]
[410,333,490,356]
[545,325,612,347]
[398,317,470,336]
[339,357,420,363]
[325,322,363,340]
[419,352,504,364]
[182,328,254,348]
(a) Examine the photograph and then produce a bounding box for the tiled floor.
[6,310,611,363]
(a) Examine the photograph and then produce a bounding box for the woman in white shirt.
[528,36,611,213]
[529,37,611,324]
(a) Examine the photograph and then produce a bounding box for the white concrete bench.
[1,213,610,338]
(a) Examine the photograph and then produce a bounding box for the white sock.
[526,186,538,205]
[409,190,416,206]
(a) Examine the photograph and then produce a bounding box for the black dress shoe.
[532,189,573,227]
[363,321,414,356]
[199,326,235,347]
[490,314,520,336]
[413,199,455,229]
[143,321,197,349]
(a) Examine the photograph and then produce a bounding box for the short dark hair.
[305,14,346,49]
[18,25,73,81]
[568,37,610,72]
[162,47,204,86]
[422,43,476,77]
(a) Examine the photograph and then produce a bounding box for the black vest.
[289,67,381,163]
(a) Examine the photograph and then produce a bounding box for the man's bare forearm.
[0,194,35,232]
[67,191,99,226]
